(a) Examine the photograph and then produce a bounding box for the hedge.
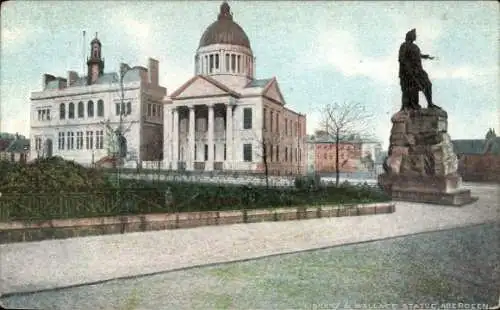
[0,179,390,221]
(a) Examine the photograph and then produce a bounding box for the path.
[0,183,498,296]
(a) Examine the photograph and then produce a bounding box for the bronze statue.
[399,29,441,110]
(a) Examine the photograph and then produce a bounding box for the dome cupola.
[198,1,251,49]
[195,1,255,88]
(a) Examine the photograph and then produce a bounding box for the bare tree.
[319,101,374,186]
[255,131,287,188]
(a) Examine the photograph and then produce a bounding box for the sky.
[1,1,498,149]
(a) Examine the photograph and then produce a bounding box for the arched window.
[215,54,219,71]
[97,100,104,117]
[87,100,94,117]
[225,53,230,73]
[59,103,65,120]
[126,101,131,115]
[78,101,84,118]
[68,102,75,119]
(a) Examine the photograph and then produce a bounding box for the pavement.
[0,182,498,296]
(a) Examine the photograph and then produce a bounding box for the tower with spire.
[86,33,105,85]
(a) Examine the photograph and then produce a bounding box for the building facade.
[30,35,166,165]
[0,133,30,163]
[163,2,307,174]
[306,133,382,174]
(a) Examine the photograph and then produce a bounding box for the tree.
[319,101,374,186]
[255,131,286,188]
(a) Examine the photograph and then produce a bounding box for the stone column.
[187,106,195,170]
[206,104,214,171]
[225,104,233,169]
[172,107,179,169]
[163,107,171,166]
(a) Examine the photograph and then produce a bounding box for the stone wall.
[0,202,395,244]
[458,154,500,182]
[119,171,297,187]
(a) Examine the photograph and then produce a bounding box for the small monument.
[378,29,477,206]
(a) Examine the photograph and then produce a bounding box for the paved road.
[2,222,499,309]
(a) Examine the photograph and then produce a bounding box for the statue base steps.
[378,174,477,206]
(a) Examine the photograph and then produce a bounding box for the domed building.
[164,2,307,175]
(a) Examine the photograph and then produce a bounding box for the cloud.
[300,30,398,85]
[1,26,32,50]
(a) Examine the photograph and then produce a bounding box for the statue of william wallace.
[399,28,442,111]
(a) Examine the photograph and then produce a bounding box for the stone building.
[0,133,30,163]
[306,132,382,174]
[452,128,500,182]
[163,2,307,174]
[30,35,166,166]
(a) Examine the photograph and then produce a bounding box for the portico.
[165,100,234,171]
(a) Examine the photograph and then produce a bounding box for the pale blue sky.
[1,1,498,148]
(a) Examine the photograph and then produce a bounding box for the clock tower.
[86,33,105,85]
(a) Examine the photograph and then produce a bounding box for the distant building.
[452,128,500,182]
[0,133,30,163]
[163,2,307,174]
[306,133,382,174]
[30,34,166,166]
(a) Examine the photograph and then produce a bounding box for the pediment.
[170,75,237,99]
[262,78,286,105]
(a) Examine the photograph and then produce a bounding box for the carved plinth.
[379,108,477,206]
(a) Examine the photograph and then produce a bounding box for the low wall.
[0,203,395,244]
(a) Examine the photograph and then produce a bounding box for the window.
[67,132,74,150]
[225,54,230,72]
[269,144,273,162]
[270,111,273,132]
[224,144,226,161]
[285,147,288,162]
[95,130,104,149]
[243,108,252,129]
[209,54,214,73]
[35,136,43,151]
[147,104,152,117]
[194,145,197,161]
[97,100,104,117]
[87,101,94,117]
[215,54,219,70]
[275,113,279,132]
[37,110,42,121]
[285,118,288,134]
[78,101,84,118]
[204,144,208,161]
[276,146,280,161]
[59,103,66,120]
[58,132,65,150]
[46,109,51,120]
[237,55,241,73]
[76,132,84,149]
[115,103,120,116]
[86,131,94,149]
[152,104,157,117]
[243,144,252,162]
[263,108,267,130]
[68,102,75,119]
[231,54,236,72]
[126,101,131,115]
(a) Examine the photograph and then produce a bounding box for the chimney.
[42,74,56,90]
[67,71,79,87]
[57,78,68,89]
[148,58,159,86]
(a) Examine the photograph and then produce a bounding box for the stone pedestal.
[378,108,477,206]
